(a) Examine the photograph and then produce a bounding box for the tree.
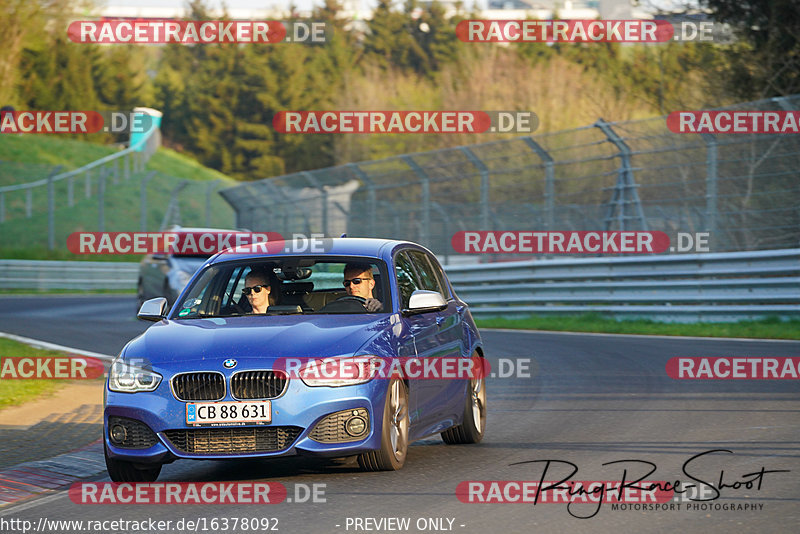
[700,0,800,97]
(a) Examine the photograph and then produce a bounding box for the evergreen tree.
[701,0,800,97]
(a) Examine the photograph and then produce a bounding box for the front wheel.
[104,443,161,482]
[441,369,486,445]
[358,379,409,471]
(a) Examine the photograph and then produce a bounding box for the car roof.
[208,237,427,264]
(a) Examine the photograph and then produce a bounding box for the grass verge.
[475,313,800,340]
[0,338,105,411]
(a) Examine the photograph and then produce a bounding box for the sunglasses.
[343,277,372,287]
[242,284,268,296]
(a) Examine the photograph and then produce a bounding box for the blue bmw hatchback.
[104,238,487,481]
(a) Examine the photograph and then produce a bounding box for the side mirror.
[403,290,447,315]
[138,297,168,322]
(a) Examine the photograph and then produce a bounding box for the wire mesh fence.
[221,95,800,260]
[0,167,235,252]
[0,111,235,252]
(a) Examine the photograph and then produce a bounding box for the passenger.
[242,268,279,313]
[343,262,382,312]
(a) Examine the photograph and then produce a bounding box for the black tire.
[441,361,487,445]
[358,379,409,471]
[104,442,161,482]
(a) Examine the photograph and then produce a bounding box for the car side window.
[426,254,452,300]
[395,252,421,309]
[408,251,445,298]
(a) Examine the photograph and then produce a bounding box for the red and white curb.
[0,440,106,507]
[0,333,113,508]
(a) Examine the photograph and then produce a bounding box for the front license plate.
[186,401,271,426]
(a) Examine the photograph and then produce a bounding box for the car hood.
[123,314,395,367]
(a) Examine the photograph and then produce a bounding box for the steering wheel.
[320,295,368,313]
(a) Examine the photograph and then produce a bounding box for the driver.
[343,262,383,312]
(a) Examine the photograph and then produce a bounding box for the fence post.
[460,147,490,231]
[205,179,220,227]
[594,119,648,231]
[431,201,451,265]
[124,152,130,181]
[402,155,431,244]
[522,137,555,229]
[266,181,311,237]
[25,188,32,218]
[700,133,718,237]
[68,176,74,207]
[301,172,328,236]
[0,192,4,223]
[98,168,106,232]
[85,169,91,199]
[141,171,156,232]
[47,166,62,250]
[159,180,190,230]
[347,163,376,234]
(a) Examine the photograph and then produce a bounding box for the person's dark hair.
[246,267,281,306]
[344,262,374,279]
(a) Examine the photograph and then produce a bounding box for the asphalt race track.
[1,295,798,532]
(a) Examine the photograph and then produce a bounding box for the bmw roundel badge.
[223,359,237,369]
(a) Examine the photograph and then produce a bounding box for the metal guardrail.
[447,249,800,322]
[1,249,798,322]
[0,260,139,291]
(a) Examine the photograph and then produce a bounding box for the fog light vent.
[108,417,158,449]
[309,408,370,443]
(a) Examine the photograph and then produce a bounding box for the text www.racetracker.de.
[0,516,280,533]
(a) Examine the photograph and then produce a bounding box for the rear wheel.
[441,364,486,444]
[104,442,161,482]
[358,379,409,471]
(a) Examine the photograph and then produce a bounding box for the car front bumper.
[104,378,388,464]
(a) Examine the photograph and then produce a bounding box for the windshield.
[171,257,390,318]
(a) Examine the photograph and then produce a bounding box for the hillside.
[0,135,238,259]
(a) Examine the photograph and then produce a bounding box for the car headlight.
[109,358,162,393]
[300,355,383,387]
